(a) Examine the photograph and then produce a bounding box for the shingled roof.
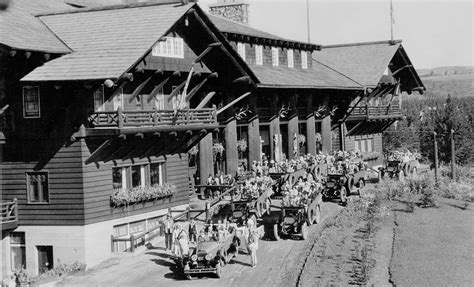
[250,61,361,90]
[0,0,73,53]
[22,3,193,81]
[208,14,320,50]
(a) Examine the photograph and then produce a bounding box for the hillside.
[415,66,474,98]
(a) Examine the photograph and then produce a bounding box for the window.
[287,49,294,68]
[271,47,279,66]
[255,45,263,65]
[93,85,105,112]
[23,86,40,118]
[301,51,308,69]
[10,232,26,271]
[152,37,184,58]
[354,138,374,153]
[27,172,49,203]
[237,42,246,61]
[367,138,374,152]
[112,162,165,190]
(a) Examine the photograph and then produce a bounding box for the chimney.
[209,0,249,24]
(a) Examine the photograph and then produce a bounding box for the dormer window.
[23,86,40,118]
[237,42,246,61]
[152,37,184,58]
[255,45,263,65]
[272,47,279,67]
[287,49,294,68]
[301,51,308,69]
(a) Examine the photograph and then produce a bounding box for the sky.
[198,0,474,69]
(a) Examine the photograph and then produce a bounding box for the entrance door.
[37,246,53,274]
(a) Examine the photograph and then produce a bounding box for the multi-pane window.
[255,45,263,65]
[27,172,49,203]
[287,49,294,68]
[112,162,165,190]
[93,85,105,112]
[237,42,246,61]
[152,37,184,58]
[271,47,279,66]
[10,232,26,271]
[301,51,308,69]
[23,86,40,118]
[354,138,374,153]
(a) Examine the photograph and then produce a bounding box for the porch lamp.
[104,79,114,88]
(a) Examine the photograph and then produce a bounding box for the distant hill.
[415,66,474,98]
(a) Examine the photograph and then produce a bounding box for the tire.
[266,198,272,215]
[314,205,321,224]
[358,179,365,195]
[273,223,280,241]
[340,186,347,206]
[398,170,404,181]
[301,222,308,240]
[216,260,222,278]
[307,207,314,226]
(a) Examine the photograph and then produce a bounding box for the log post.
[306,92,316,156]
[199,133,214,184]
[450,129,455,180]
[117,106,124,129]
[434,132,439,186]
[225,118,238,176]
[269,93,281,161]
[248,116,261,163]
[321,95,332,154]
[130,234,135,253]
[288,114,298,160]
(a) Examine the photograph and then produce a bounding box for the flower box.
[110,184,177,207]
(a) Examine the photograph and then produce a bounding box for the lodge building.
[0,0,424,277]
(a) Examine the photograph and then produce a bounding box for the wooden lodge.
[0,0,424,277]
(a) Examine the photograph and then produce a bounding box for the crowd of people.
[387,150,422,162]
[205,173,236,199]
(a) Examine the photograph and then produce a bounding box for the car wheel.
[266,198,272,215]
[340,186,347,206]
[358,179,365,195]
[301,222,308,240]
[398,170,404,181]
[315,205,321,224]
[273,223,280,241]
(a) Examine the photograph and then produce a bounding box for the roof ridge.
[35,1,187,17]
[312,58,363,87]
[322,40,402,49]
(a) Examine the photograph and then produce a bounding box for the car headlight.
[205,254,211,261]
[191,255,197,261]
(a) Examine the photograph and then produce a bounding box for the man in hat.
[163,213,174,251]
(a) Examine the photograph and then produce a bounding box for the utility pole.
[390,0,394,41]
[306,0,311,43]
[450,129,456,179]
[433,132,438,185]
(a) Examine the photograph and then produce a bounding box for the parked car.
[181,229,238,279]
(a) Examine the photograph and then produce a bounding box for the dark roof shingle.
[22,3,192,81]
[0,0,73,53]
[250,62,361,90]
[313,40,402,87]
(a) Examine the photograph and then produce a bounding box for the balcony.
[2,199,18,230]
[346,105,403,121]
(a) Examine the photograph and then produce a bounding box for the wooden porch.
[1,199,18,230]
[346,105,403,121]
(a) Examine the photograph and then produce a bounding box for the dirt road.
[62,202,343,287]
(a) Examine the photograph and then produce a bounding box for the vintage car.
[381,159,422,180]
[263,191,322,241]
[322,164,366,205]
[182,229,238,279]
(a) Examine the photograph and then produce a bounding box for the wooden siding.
[80,140,190,225]
[1,140,86,226]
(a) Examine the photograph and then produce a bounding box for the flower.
[110,184,177,207]
[236,139,247,154]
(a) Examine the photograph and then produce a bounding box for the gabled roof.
[313,40,403,88]
[250,61,362,90]
[22,3,193,82]
[208,14,320,50]
[0,0,73,53]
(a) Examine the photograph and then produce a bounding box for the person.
[206,174,214,199]
[188,218,197,244]
[163,213,174,251]
[247,221,259,268]
[176,224,189,257]
[172,223,182,256]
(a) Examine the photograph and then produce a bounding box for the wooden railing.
[89,107,217,129]
[1,199,18,230]
[348,105,402,119]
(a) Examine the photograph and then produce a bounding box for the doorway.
[37,246,53,274]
